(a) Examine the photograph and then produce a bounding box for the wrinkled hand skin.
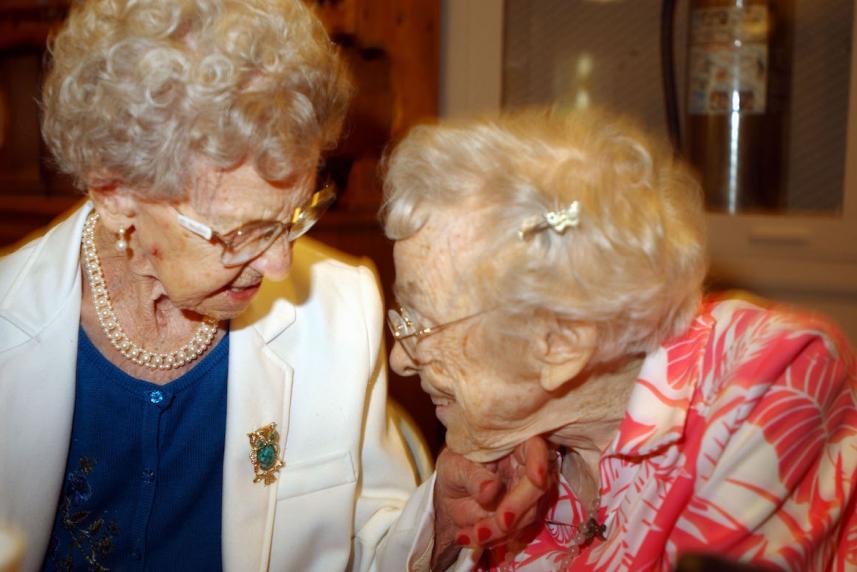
[431,436,558,570]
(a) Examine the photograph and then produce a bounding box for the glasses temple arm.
[176,213,214,241]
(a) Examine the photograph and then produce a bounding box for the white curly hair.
[382,108,708,366]
[41,0,352,198]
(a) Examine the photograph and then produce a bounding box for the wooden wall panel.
[309,0,442,455]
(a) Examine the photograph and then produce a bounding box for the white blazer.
[0,203,436,571]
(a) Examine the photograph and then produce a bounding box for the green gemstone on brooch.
[257,444,276,471]
[248,422,285,485]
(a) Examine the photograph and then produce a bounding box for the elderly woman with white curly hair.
[382,108,857,571]
[0,2,554,571]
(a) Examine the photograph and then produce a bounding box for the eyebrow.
[202,188,313,233]
[392,281,419,305]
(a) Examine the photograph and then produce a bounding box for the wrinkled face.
[126,160,316,320]
[389,213,558,461]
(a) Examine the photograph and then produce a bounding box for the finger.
[437,448,502,503]
[459,466,503,508]
[469,499,547,547]
[435,450,504,537]
[477,478,504,509]
[511,504,539,531]
[448,500,494,536]
[493,471,548,533]
[436,458,506,534]
[467,513,506,547]
[520,436,552,490]
[499,436,549,485]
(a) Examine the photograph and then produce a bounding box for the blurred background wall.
[441,0,857,352]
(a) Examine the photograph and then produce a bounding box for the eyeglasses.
[174,182,336,267]
[386,305,487,359]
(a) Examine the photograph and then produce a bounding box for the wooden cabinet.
[306,0,443,455]
[0,2,80,247]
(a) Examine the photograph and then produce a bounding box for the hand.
[430,436,557,570]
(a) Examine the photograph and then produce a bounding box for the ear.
[536,319,597,392]
[88,185,140,233]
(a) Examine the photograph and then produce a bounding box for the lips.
[422,380,453,405]
[226,270,263,292]
[229,282,261,291]
[225,281,261,301]
[432,397,453,425]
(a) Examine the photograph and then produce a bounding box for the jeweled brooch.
[248,422,285,485]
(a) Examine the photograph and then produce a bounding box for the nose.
[389,340,420,377]
[248,236,293,280]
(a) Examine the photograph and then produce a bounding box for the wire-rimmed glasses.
[174,182,336,267]
[386,305,487,359]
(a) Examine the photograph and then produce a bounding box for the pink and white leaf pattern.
[480,298,857,572]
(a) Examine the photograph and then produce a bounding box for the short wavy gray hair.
[42,0,352,198]
[382,108,707,366]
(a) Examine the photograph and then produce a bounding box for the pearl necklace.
[81,211,219,370]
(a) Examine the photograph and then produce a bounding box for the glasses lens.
[387,308,420,359]
[220,221,286,266]
[386,309,410,337]
[216,183,336,267]
[286,183,336,241]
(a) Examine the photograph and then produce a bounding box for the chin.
[202,308,245,321]
[192,288,260,320]
[445,422,518,463]
[203,300,255,321]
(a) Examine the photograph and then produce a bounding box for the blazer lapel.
[221,292,295,572]
[0,205,88,571]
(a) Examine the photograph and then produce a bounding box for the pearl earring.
[115,226,129,253]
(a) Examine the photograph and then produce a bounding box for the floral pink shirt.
[483,297,857,571]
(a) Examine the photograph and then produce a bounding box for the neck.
[80,212,221,383]
[547,356,642,478]
[92,216,198,336]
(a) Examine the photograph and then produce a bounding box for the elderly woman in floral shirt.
[382,107,857,571]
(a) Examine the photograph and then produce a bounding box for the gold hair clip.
[518,201,581,240]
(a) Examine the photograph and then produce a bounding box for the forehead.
[392,212,482,316]
[187,161,314,222]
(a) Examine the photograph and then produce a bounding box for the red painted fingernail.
[503,511,515,528]
[477,527,491,542]
[479,479,494,494]
[456,533,470,546]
